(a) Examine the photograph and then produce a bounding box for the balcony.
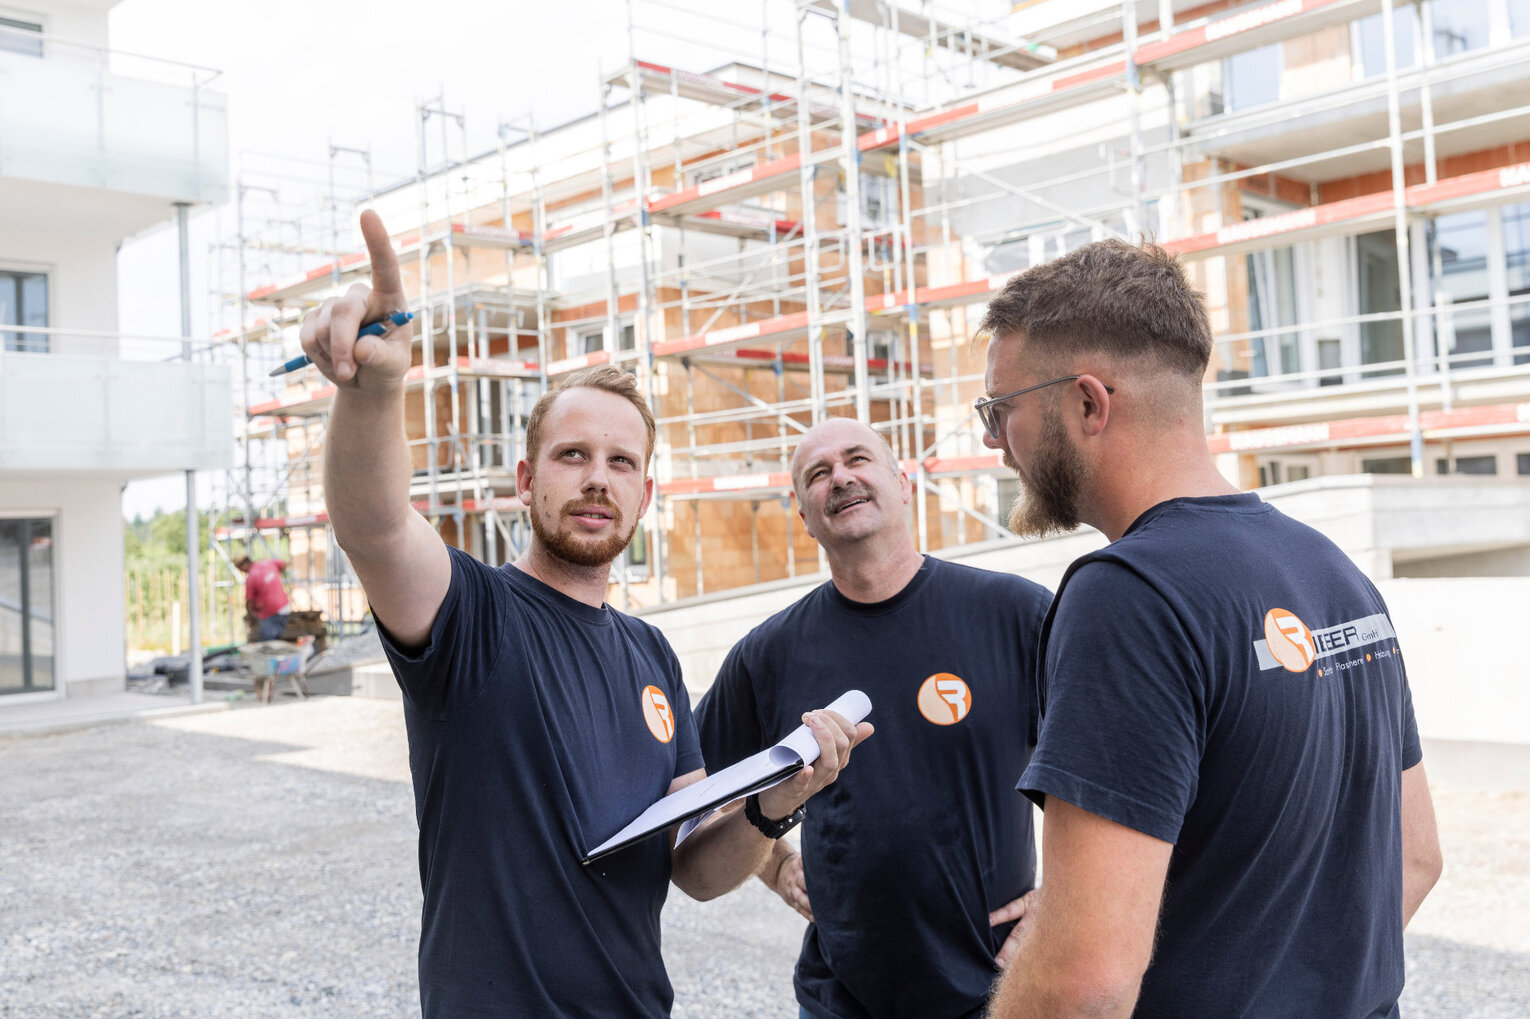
[0,24,227,232]
[0,327,232,477]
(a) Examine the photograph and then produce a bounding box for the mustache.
[559,495,622,522]
[826,484,875,514]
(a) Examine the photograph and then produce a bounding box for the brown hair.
[523,364,657,469]
[976,239,1212,380]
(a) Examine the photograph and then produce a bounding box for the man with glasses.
[978,239,1442,1018]
[696,416,1052,1019]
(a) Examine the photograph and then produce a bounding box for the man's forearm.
[323,387,415,559]
[758,837,795,890]
[670,800,773,901]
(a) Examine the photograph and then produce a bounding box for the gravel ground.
[0,697,1524,1017]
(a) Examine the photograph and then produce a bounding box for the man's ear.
[1076,375,1112,438]
[516,460,534,506]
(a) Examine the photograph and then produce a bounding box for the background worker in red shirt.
[235,555,290,641]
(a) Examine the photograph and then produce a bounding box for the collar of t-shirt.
[824,554,935,617]
[1122,492,1268,540]
[501,562,613,627]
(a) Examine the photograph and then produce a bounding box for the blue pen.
[267,310,414,377]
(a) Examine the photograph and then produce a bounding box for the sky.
[108,0,1013,517]
[110,0,700,517]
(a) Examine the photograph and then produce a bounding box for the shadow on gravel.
[1404,933,1530,1019]
[0,722,421,1019]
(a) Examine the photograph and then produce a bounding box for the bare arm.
[301,211,450,647]
[671,710,872,901]
[1401,761,1443,927]
[759,837,812,921]
[987,797,1171,1019]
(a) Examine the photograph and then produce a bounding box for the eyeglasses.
[973,375,1114,442]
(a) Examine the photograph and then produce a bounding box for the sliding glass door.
[0,518,54,695]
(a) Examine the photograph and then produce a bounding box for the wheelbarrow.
[239,636,313,703]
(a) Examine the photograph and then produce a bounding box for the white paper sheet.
[582,689,872,864]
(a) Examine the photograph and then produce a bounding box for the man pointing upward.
[300,211,872,1016]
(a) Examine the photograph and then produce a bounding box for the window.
[0,14,42,58]
[0,518,54,695]
[619,322,635,352]
[1287,464,1311,482]
[1512,0,1530,37]
[1504,203,1530,365]
[1430,211,1493,369]
[1518,452,1530,475]
[1224,43,1281,110]
[994,476,1020,537]
[1242,221,1300,378]
[1318,337,1343,386]
[1355,231,1404,375]
[614,521,649,580]
[1436,454,1498,475]
[0,269,47,352]
[1430,0,1491,56]
[576,329,602,356]
[1362,456,1413,474]
[1352,9,1418,78]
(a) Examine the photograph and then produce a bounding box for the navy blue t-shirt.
[1021,494,1421,1018]
[696,556,1050,1019]
[380,546,703,1018]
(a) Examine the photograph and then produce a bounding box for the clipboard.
[582,689,872,865]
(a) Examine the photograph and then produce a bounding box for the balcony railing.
[0,324,232,475]
[0,25,227,204]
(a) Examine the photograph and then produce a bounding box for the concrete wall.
[0,477,126,697]
[1380,578,1530,746]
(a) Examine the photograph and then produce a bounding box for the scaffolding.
[217,0,1530,622]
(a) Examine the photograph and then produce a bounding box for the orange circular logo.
[917,673,971,725]
[641,685,675,743]
[1264,608,1316,673]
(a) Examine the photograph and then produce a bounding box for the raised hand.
[297,210,414,391]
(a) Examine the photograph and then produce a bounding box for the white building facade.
[0,0,230,704]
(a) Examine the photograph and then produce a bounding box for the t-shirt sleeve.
[1399,656,1422,771]
[377,545,510,721]
[1021,586,1051,749]
[1018,560,1204,845]
[694,634,768,773]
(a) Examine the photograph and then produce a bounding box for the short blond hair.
[524,365,657,468]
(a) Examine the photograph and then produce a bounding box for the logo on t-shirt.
[1253,609,1398,674]
[917,673,971,725]
[641,685,675,743]
[1262,608,1315,672]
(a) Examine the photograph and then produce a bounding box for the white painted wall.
[1380,578,1530,746]
[19,1,109,48]
[0,477,126,696]
[0,225,118,351]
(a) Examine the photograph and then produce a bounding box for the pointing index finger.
[359,209,403,299]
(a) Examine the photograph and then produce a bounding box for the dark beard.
[529,494,635,568]
[1006,406,1085,538]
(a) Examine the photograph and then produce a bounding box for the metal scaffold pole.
[176,202,203,704]
[1381,0,1424,477]
[836,0,870,424]
[626,1,666,601]
[797,4,827,424]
